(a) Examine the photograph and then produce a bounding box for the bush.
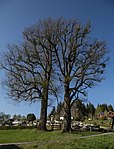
[0,125,36,130]
[100,116,107,120]
[27,113,36,122]
[75,117,81,121]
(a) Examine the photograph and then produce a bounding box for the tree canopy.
[27,113,36,122]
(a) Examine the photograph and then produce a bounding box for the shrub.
[75,117,81,121]
[100,116,107,120]
[0,125,36,130]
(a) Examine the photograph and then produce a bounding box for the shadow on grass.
[0,145,21,149]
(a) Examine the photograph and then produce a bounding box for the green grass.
[19,133,114,149]
[0,129,100,143]
[0,129,114,149]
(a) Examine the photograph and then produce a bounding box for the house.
[98,111,114,120]
[60,116,64,120]
[107,111,114,119]
[60,116,73,120]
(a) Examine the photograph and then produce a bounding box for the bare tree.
[1,18,108,132]
[44,18,108,132]
[0,19,59,131]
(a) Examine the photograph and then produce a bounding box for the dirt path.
[79,132,114,138]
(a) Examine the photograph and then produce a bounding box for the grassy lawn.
[0,129,114,149]
[0,129,100,143]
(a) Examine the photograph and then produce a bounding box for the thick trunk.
[63,83,71,132]
[39,59,51,131]
[39,87,48,131]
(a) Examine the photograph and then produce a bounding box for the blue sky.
[0,0,114,118]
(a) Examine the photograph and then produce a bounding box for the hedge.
[0,125,37,130]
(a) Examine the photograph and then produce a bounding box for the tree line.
[0,113,36,121]
[48,100,114,121]
[0,17,108,132]
[0,113,26,121]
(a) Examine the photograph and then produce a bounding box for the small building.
[60,116,64,120]
[60,116,73,120]
[107,111,114,119]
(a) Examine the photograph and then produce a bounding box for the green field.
[0,129,114,149]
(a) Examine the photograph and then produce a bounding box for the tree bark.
[39,87,48,131]
[63,82,72,132]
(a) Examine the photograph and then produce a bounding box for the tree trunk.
[63,82,71,132]
[39,61,51,131]
[39,87,48,131]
